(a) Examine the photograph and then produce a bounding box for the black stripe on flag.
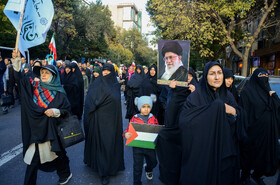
[131,123,164,133]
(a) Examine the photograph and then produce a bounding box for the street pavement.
[0,93,278,185]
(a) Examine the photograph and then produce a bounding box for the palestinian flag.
[48,34,57,60]
[126,123,164,149]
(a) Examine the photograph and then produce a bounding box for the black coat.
[84,63,125,177]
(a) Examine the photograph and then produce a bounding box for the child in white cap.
[124,94,159,185]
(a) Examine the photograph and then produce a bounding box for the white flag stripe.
[135,132,158,142]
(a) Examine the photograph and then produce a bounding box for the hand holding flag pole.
[14,0,26,53]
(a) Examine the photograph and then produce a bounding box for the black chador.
[139,64,161,118]
[125,65,145,120]
[239,68,280,181]
[61,63,84,120]
[84,63,125,180]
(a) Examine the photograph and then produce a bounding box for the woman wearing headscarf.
[223,68,239,102]
[90,66,101,84]
[239,68,280,185]
[176,61,246,185]
[125,65,145,120]
[61,63,84,120]
[19,65,72,185]
[139,64,161,117]
[84,63,125,185]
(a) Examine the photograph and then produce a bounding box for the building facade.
[108,3,142,33]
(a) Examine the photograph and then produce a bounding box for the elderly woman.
[239,68,280,185]
[177,61,246,185]
[19,64,72,185]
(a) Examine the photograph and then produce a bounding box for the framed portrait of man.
[157,40,190,87]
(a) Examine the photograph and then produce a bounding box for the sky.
[89,0,156,48]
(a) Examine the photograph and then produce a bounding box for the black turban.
[161,41,183,56]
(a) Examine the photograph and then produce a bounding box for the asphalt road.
[0,94,278,185]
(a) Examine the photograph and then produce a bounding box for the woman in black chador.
[139,64,161,117]
[20,65,72,185]
[223,68,239,102]
[178,61,246,185]
[84,63,125,185]
[61,62,84,120]
[239,68,280,185]
[125,65,145,120]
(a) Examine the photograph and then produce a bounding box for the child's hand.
[125,132,132,139]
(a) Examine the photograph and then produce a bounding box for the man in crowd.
[160,41,188,82]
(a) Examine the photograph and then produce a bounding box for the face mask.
[258,76,270,91]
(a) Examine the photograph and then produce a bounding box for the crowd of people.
[0,48,280,185]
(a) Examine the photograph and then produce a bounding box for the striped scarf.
[31,78,56,108]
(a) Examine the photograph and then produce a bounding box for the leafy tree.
[147,0,278,76]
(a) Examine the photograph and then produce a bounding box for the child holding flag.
[124,95,159,185]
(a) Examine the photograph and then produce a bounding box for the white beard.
[161,59,183,80]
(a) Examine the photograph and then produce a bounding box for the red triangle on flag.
[126,122,138,145]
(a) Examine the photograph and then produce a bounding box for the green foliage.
[108,27,157,67]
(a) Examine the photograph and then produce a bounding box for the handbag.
[57,115,85,148]
[0,93,13,106]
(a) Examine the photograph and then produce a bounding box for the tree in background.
[147,0,278,76]
[108,27,157,66]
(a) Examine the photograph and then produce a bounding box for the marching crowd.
[0,48,280,185]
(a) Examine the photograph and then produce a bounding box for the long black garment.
[61,63,84,120]
[139,65,161,118]
[125,65,145,120]
[84,63,125,177]
[178,61,246,185]
[20,77,71,155]
[164,67,198,126]
[239,68,280,177]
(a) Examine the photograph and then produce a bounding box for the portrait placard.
[157,40,190,87]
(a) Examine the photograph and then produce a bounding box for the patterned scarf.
[31,78,56,108]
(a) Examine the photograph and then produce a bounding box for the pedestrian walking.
[126,65,145,120]
[239,68,280,185]
[2,58,15,113]
[61,63,84,120]
[84,63,124,185]
[19,64,72,185]
[139,65,161,119]
[124,95,158,185]
[178,61,246,185]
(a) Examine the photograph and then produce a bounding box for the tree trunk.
[241,53,249,76]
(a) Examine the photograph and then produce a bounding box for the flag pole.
[15,0,26,53]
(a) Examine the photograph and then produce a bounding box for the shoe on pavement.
[58,173,72,185]
[146,172,153,180]
[251,176,266,185]
[102,176,110,185]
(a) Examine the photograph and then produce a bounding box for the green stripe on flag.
[127,140,156,149]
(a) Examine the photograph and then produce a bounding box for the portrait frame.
[157,40,190,87]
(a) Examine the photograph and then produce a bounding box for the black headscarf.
[127,65,145,88]
[196,61,229,105]
[61,63,84,119]
[139,64,160,96]
[223,68,238,101]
